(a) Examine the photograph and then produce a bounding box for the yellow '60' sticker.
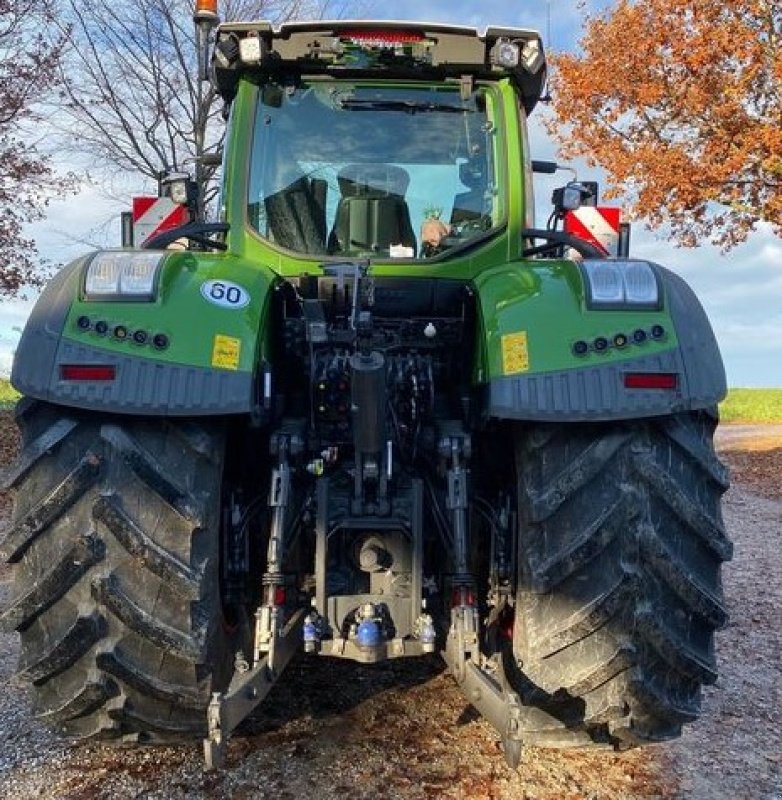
[212,334,241,370]
[501,331,530,375]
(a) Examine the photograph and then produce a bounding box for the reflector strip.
[60,365,116,382]
[565,206,621,256]
[624,372,678,390]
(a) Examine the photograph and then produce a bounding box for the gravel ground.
[0,415,780,799]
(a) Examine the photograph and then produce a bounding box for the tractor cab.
[206,19,547,264]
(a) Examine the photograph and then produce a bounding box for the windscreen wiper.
[337,99,473,114]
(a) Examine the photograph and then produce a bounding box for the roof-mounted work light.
[521,38,544,73]
[491,35,544,74]
[239,34,266,65]
[493,38,520,68]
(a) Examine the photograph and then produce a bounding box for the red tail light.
[60,365,116,381]
[624,372,678,390]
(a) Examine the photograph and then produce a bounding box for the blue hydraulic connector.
[356,618,381,648]
[303,612,323,653]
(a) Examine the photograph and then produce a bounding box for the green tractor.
[2,9,731,770]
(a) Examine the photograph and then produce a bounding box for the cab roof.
[212,19,547,114]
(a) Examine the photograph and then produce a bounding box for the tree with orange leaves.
[549,0,782,248]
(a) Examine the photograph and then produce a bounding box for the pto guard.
[11,252,273,416]
[479,261,726,422]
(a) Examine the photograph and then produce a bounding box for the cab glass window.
[247,81,502,259]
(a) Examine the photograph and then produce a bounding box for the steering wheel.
[521,228,606,259]
[142,222,230,251]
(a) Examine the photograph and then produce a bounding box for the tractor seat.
[328,164,417,256]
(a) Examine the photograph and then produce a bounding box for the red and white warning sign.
[131,196,189,247]
[564,206,621,257]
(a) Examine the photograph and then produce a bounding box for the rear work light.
[83,251,164,301]
[624,372,678,390]
[60,365,116,382]
[580,260,661,309]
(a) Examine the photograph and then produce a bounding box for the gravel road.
[0,420,780,799]
[715,424,782,451]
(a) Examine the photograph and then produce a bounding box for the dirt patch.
[721,448,782,503]
[716,423,782,502]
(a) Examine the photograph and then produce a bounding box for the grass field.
[0,378,19,411]
[1,379,780,422]
[718,388,782,424]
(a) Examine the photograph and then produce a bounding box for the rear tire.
[509,410,731,748]
[1,400,233,740]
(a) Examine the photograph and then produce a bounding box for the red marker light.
[348,30,425,45]
[60,365,116,381]
[624,372,678,390]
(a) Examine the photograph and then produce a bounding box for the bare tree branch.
[55,0,367,212]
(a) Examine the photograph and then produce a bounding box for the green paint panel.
[62,252,276,373]
[473,259,679,380]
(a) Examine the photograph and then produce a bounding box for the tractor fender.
[477,260,726,422]
[11,252,274,416]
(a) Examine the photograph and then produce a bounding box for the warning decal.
[501,331,530,375]
[211,334,241,370]
[132,196,189,247]
[564,206,621,256]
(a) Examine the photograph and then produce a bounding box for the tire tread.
[510,411,730,748]
[1,401,230,741]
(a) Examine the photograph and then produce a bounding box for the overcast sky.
[4,0,781,387]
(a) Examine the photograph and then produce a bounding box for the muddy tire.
[0,400,232,741]
[508,410,732,748]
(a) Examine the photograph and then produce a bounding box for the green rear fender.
[474,258,726,421]
[11,251,276,416]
